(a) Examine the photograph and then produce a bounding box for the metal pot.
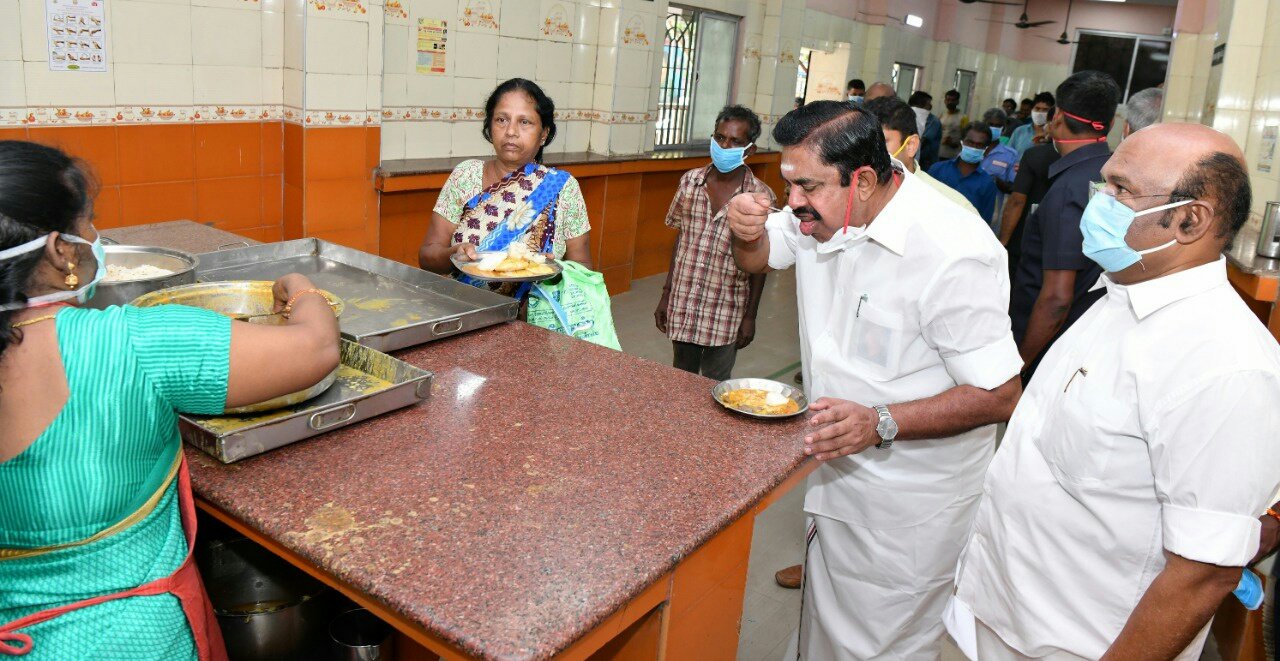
[195,536,332,661]
[89,245,199,309]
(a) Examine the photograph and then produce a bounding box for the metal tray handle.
[431,318,464,336]
[308,403,358,430]
[216,241,252,251]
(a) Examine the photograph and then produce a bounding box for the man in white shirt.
[947,123,1280,660]
[726,101,1023,659]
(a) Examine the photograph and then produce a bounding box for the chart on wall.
[416,18,447,75]
[46,0,107,72]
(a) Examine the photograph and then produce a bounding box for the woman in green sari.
[0,141,340,660]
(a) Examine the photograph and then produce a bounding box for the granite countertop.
[111,221,810,660]
[187,323,810,660]
[102,221,260,254]
[1225,223,1280,277]
[379,148,779,178]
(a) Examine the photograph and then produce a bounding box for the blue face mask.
[848,95,863,104]
[0,225,106,310]
[959,145,986,164]
[1080,190,1193,272]
[990,126,1002,140]
[710,139,752,173]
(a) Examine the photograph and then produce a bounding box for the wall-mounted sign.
[1260,125,1276,174]
[417,18,447,75]
[47,0,107,72]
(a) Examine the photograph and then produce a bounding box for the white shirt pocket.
[836,296,905,381]
[1038,368,1134,485]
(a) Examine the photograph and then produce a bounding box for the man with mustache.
[726,101,1022,659]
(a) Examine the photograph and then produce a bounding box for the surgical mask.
[815,166,871,255]
[959,145,986,164]
[0,226,105,311]
[989,126,1002,140]
[1031,110,1049,126]
[1080,189,1192,272]
[848,94,863,104]
[709,139,751,173]
[912,107,929,135]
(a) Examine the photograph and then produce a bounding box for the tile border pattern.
[2,106,675,128]
[2,105,387,127]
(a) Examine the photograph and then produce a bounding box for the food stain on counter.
[348,297,399,312]
[287,503,407,553]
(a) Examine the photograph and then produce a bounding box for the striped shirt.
[664,165,775,347]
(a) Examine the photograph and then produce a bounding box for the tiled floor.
[611,272,968,660]
[611,272,1232,661]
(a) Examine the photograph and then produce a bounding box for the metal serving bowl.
[130,281,344,414]
[88,245,199,309]
[712,377,809,420]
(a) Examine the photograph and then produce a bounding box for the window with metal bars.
[656,5,740,149]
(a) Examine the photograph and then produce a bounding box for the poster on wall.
[1260,126,1277,174]
[46,0,107,72]
[416,18,447,75]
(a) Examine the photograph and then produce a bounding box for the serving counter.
[106,221,815,661]
[1225,224,1280,341]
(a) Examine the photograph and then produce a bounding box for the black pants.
[672,341,737,381]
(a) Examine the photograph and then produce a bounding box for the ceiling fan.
[978,0,1055,28]
[1040,0,1078,45]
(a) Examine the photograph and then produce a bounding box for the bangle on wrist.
[283,288,335,318]
[1266,507,1280,524]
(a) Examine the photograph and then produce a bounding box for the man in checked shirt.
[655,105,775,380]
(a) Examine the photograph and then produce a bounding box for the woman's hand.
[271,273,317,314]
[452,243,480,262]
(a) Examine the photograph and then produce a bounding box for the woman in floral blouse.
[418,78,591,296]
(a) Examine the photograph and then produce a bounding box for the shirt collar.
[1047,141,1110,179]
[693,163,758,190]
[1091,256,1229,319]
[861,163,912,256]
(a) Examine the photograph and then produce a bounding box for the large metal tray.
[195,239,518,351]
[180,340,433,463]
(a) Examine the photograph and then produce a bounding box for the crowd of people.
[656,70,1280,660]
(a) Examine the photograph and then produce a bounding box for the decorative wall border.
[2,105,386,128]
[379,106,655,124]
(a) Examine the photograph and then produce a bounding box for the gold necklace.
[12,313,58,329]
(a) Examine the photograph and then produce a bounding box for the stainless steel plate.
[450,252,563,283]
[712,378,809,420]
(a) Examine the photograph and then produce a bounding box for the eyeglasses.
[1088,181,1193,203]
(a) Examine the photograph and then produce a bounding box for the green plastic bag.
[527,261,622,351]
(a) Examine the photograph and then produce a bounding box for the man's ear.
[1175,200,1216,242]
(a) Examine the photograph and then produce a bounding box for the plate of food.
[451,243,562,283]
[712,378,809,419]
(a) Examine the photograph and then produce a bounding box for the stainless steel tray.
[195,239,518,351]
[180,340,432,463]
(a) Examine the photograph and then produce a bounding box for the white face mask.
[1031,110,1049,126]
[0,227,106,311]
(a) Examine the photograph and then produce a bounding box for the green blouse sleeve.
[125,305,232,415]
[432,159,483,225]
[555,174,590,240]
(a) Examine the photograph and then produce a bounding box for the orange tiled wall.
[0,123,285,244]
[289,125,381,254]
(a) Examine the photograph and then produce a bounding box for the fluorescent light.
[905,13,923,27]
[1094,0,1126,3]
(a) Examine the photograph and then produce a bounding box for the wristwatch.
[874,405,898,450]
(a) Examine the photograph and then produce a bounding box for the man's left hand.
[804,398,880,461]
[1250,506,1279,565]
[736,317,756,349]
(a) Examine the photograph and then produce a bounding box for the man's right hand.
[727,193,771,244]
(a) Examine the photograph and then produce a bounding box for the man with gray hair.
[1125,87,1164,137]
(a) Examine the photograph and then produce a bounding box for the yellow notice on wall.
[416,18,447,75]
